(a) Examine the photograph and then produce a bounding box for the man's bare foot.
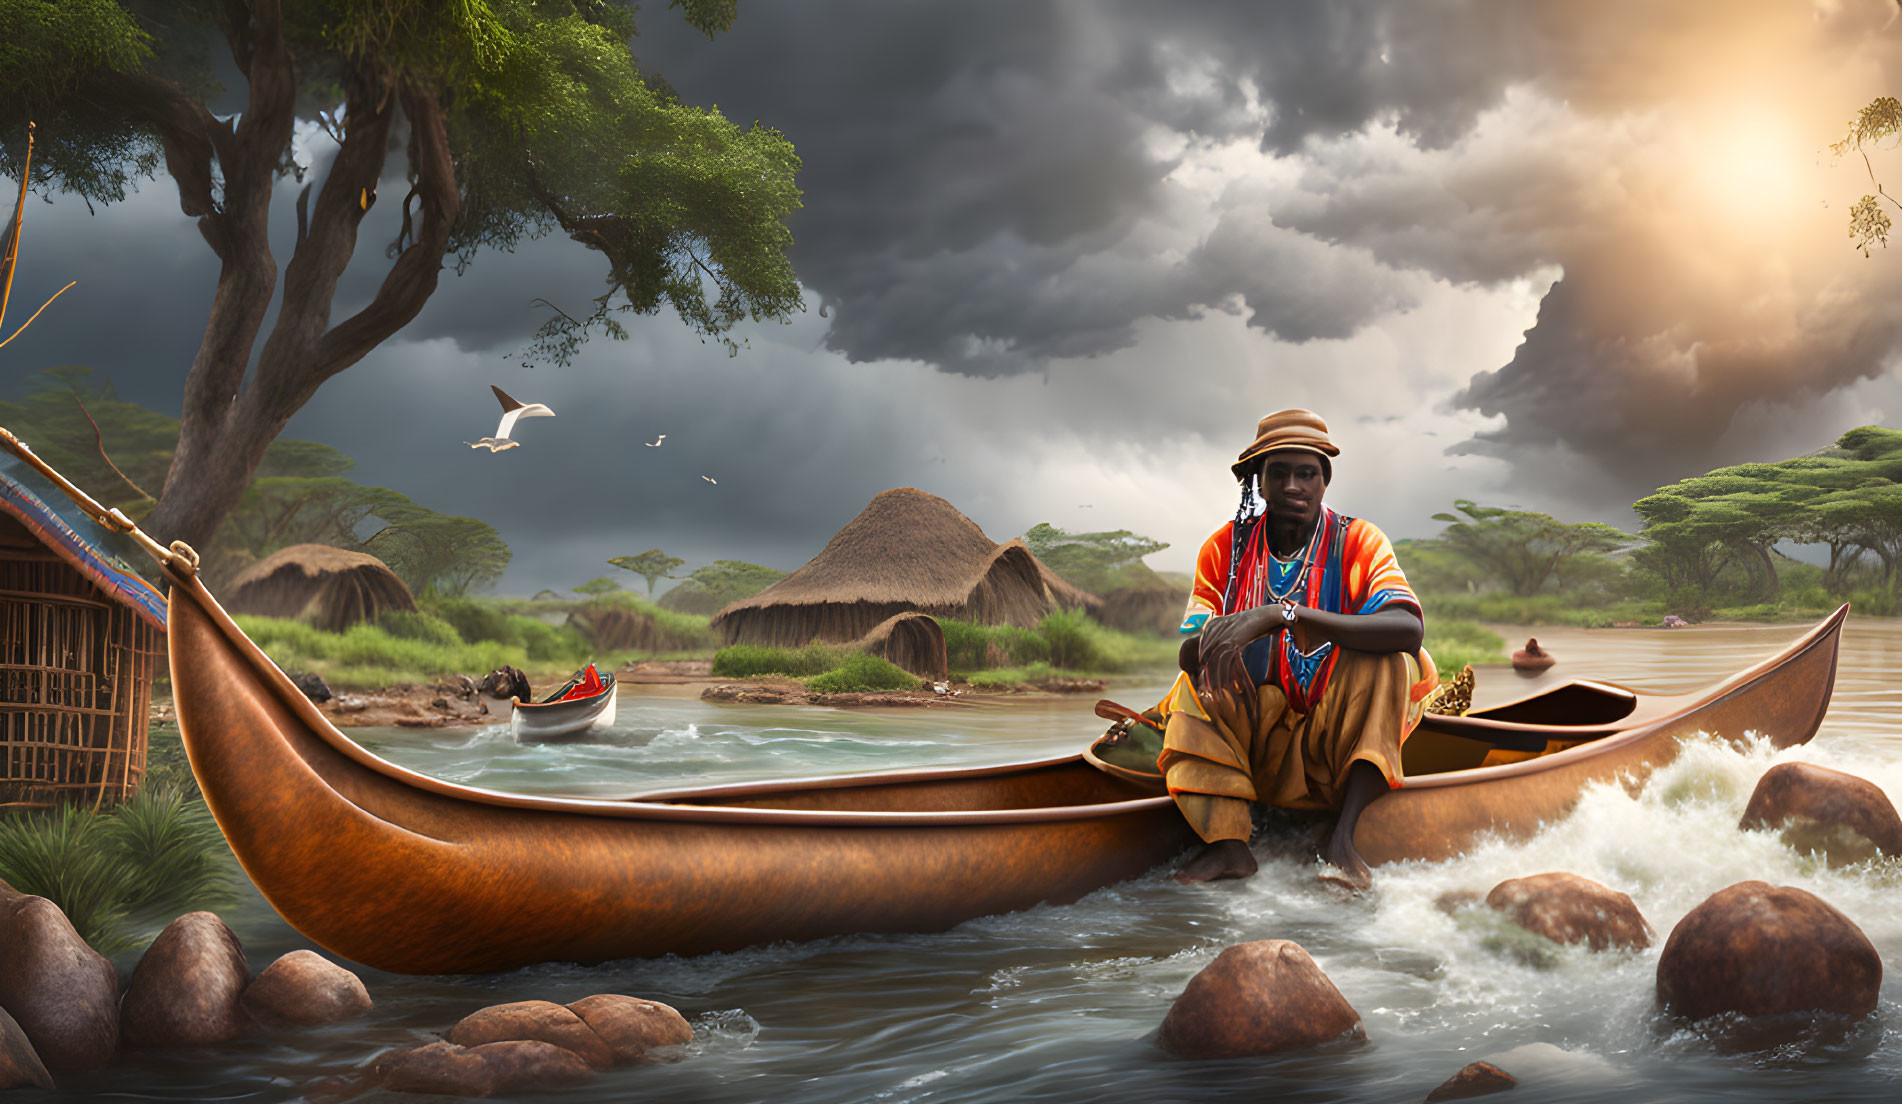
[1318,831,1371,891]
[1174,839,1258,883]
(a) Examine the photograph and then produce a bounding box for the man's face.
[1260,449,1326,527]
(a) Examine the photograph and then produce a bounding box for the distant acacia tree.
[573,577,623,598]
[1429,501,1633,598]
[361,501,509,598]
[608,549,684,595]
[1021,522,1169,596]
[657,559,785,614]
[1,0,803,552]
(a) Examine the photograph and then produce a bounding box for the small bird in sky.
[490,384,554,437]
[646,434,667,447]
[701,475,718,485]
[1078,504,1093,508]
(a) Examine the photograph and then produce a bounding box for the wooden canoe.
[1087,606,1845,865]
[164,567,1195,974]
[1356,604,1846,864]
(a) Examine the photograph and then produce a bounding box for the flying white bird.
[701,475,718,485]
[465,438,521,452]
[646,434,667,447]
[483,384,555,444]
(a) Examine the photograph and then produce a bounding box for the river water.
[54,614,1902,1102]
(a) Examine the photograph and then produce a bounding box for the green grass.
[0,786,237,955]
[966,662,1063,690]
[939,612,1177,678]
[804,653,921,694]
[1423,618,1507,674]
[712,642,849,678]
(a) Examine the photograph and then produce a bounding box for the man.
[1157,409,1437,888]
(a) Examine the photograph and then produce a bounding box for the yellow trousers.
[1158,648,1412,843]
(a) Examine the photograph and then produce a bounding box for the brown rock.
[450,1000,615,1070]
[566,994,693,1064]
[1740,762,1902,866]
[0,893,119,1071]
[373,1039,594,1097]
[241,950,372,1028]
[1485,872,1652,951]
[0,1005,54,1092]
[479,665,532,701]
[1657,881,1880,1025]
[120,911,253,1048]
[1426,1060,1516,1101]
[1434,889,1483,916]
[1156,940,1364,1059]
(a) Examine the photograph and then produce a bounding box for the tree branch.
[257,80,460,421]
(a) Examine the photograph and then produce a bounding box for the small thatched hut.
[1096,583,1192,635]
[711,488,1098,649]
[857,611,950,681]
[1,470,166,808]
[223,544,417,632]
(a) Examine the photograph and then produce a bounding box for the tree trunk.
[142,37,460,553]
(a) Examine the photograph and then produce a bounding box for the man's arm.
[1183,603,1422,673]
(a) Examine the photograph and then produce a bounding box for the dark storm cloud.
[638,0,1902,497]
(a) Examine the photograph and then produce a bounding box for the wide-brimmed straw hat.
[1231,408,1338,482]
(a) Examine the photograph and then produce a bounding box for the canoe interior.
[642,758,1163,814]
[1402,682,1641,776]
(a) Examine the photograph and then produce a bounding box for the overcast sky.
[4,0,1902,594]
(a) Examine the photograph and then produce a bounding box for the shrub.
[939,618,1048,669]
[805,653,920,693]
[1038,609,1104,669]
[712,643,845,678]
[421,596,517,644]
[376,609,463,649]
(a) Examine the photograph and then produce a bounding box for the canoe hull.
[168,581,1192,974]
[1356,607,1845,865]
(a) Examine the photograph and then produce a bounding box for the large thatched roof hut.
[1,469,166,808]
[224,544,417,633]
[711,488,1098,649]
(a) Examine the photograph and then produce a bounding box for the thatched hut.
[1096,583,1191,635]
[0,471,166,808]
[223,544,417,632]
[711,488,1098,649]
[857,611,949,681]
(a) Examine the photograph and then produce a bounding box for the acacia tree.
[1429,501,1633,597]
[1,0,802,550]
[607,548,683,595]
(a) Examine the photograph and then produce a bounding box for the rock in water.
[1156,940,1364,1059]
[1739,762,1902,866]
[450,1000,615,1070]
[0,1005,54,1092]
[0,891,119,1071]
[479,665,532,700]
[1657,881,1880,1043]
[374,1040,593,1097]
[1426,1060,1516,1101]
[1485,872,1652,951]
[241,951,372,1028]
[566,994,694,1064]
[121,912,254,1048]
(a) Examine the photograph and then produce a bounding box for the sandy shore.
[148,659,1114,729]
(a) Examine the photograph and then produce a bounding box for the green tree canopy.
[608,548,684,594]
[573,576,623,597]
[1020,522,1169,596]
[1429,501,1634,598]
[1,0,802,551]
[656,558,784,614]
